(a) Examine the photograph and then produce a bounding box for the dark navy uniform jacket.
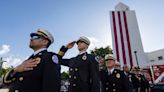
[58,46,100,92]
[3,50,61,92]
[125,72,140,91]
[135,74,150,92]
[100,68,133,92]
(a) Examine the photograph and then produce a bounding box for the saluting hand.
[14,59,38,73]
[65,41,76,49]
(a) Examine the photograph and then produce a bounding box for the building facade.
[110,2,147,68]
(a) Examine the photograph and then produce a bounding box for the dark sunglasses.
[105,59,114,61]
[31,35,41,40]
[76,40,86,44]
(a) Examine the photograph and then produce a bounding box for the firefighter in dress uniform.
[58,36,100,92]
[123,65,139,92]
[3,28,61,92]
[134,67,150,92]
[100,54,133,92]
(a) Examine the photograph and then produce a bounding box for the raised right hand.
[65,41,76,49]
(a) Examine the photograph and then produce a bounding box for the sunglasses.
[31,35,42,40]
[105,59,114,61]
[76,40,88,45]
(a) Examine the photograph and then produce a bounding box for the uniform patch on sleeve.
[52,55,59,64]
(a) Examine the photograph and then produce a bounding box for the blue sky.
[0,0,164,71]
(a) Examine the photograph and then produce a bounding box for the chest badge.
[35,58,41,64]
[116,73,120,79]
[82,55,87,60]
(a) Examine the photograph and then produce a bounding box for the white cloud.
[2,56,24,69]
[87,36,111,50]
[87,37,99,50]
[0,44,24,68]
[0,44,10,55]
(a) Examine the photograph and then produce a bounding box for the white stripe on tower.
[110,11,117,60]
[123,11,133,67]
[115,11,123,66]
[120,11,131,67]
[117,11,127,66]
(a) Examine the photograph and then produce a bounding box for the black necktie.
[108,71,111,76]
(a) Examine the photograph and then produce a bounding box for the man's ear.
[41,39,48,46]
[86,45,89,49]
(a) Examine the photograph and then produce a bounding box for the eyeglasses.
[105,59,114,61]
[31,35,41,40]
[76,40,87,45]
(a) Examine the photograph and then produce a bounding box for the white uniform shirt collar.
[108,68,115,74]
[79,50,87,55]
[33,48,47,56]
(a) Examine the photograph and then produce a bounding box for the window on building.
[158,56,163,60]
